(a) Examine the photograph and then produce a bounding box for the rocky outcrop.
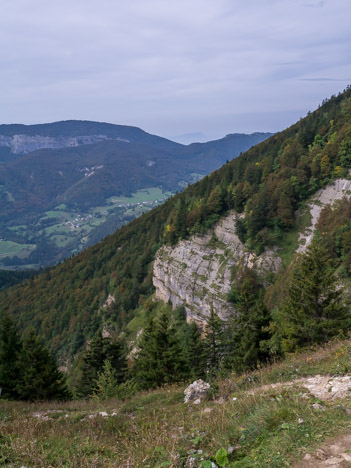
[153,211,281,323]
[298,178,351,252]
[184,380,210,403]
[153,179,351,323]
[0,134,129,154]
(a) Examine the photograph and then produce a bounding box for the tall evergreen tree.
[186,321,207,380]
[0,313,22,399]
[278,238,351,352]
[175,198,188,240]
[133,309,188,389]
[76,332,127,398]
[16,329,70,401]
[204,310,226,377]
[226,269,271,373]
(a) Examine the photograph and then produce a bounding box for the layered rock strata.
[153,211,281,323]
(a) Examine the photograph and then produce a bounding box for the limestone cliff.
[297,178,351,252]
[0,134,128,155]
[153,211,281,323]
[153,178,351,323]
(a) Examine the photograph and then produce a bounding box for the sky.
[0,0,350,141]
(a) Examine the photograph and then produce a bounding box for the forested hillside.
[1,87,351,362]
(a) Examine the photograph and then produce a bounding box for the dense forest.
[0,269,38,291]
[0,86,351,370]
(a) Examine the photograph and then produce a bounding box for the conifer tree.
[133,309,188,389]
[187,321,207,380]
[0,314,22,399]
[226,270,271,373]
[204,310,226,377]
[16,329,70,401]
[93,359,119,400]
[278,238,351,352]
[175,198,188,239]
[76,332,127,398]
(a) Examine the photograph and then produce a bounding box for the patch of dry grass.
[2,338,351,467]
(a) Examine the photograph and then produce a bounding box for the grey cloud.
[0,0,350,137]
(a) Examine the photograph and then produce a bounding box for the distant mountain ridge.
[0,120,272,268]
[0,120,181,157]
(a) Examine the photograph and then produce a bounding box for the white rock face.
[184,379,210,403]
[0,134,128,154]
[153,211,281,322]
[298,178,351,252]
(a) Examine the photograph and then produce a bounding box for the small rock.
[341,453,351,462]
[193,398,201,405]
[98,411,108,417]
[214,397,226,405]
[324,457,346,465]
[303,454,312,460]
[232,397,237,401]
[227,446,235,454]
[184,379,210,403]
[185,456,196,468]
[298,418,304,424]
[315,448,327,460]
[311,403,325,411]
[203,407,212,413]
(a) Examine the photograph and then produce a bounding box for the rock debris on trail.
[296,433,351,467]
[248,375,351,401]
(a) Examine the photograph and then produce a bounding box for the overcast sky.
[0,0,350,140]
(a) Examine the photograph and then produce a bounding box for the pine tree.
[278,238,351,352]
[76,332,105,397]
[175,198,188,239]
[204,310,226,377]
[76,332,127,398]
[0,314,22,399]
[16,329,70,401]
[93,359,119,400]
[186,322,207,380]
[133,309,188,389]
[226,270,271,373]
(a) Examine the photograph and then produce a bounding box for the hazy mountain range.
[0,120,272,268]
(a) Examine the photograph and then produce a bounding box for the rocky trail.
[296,433,351,467]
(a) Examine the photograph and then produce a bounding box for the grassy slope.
[2,339,351,467]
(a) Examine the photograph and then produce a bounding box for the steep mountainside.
[1,87,350,361]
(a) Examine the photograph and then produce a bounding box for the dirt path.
[295,433,351,467]
[248,375,351,401]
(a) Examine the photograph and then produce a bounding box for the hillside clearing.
[3,338,351,467]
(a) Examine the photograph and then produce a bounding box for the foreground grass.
[2,339,351,467]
